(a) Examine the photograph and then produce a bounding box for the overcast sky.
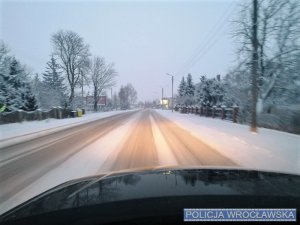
[1,0,239,101]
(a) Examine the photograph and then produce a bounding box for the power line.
[175,5,234,76]
[176,2,236,75]
[179,2,235,70]
[176,1,238,77]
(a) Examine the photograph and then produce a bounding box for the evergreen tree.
[6,58,24,110]
[21,83,38,111]
[0,42,11,111]
[210,77,224,106]
[195,75,225,107]
[1,57,38,111]
[0,42,38,112]
[177,74,195,105]
[185,73,195,97]
[184,73,195,105]
[199,77,214,106]
[43,56,64,89]
[0,73,5,110]
[33,73,55,109]
[178,77,186,97]
[32,73,43,106]
[11,58,39,111]
[42,56,67,107]
[195,75,206,105]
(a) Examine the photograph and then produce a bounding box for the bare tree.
[112,92,119,109]
[51,30,90,108]
[231,0,300,128]
[127,83,137,106]
[118,83,137,110]
[89,56,117,111]
[256,0,299,109]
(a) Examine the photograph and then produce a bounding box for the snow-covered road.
[0,109,299,214]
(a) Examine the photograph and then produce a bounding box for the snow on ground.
[0,111,141,215]
[150,115,178,166]
[1,109,299,214]
[156,109,300,175]
[0,110,135,148]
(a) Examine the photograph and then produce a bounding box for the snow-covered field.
[157,109,300,175]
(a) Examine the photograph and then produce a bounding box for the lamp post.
[160,86,164,110]
[166,73,174,112]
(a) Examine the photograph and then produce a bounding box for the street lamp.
[166,73,174,112]
[159,86,164,110]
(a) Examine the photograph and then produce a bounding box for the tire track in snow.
[108,109,159,171]
[0,111,138,205]
[151,110,237,167]
[149,114,178,166]
[0,111,142,215]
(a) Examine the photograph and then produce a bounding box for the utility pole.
[166,73,174,112]
[80,69,84,108]
[251,0,258,132]
[110,88,113,110]
[171,76,173,112]
[161,87,164,109]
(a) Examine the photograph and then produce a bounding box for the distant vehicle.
[1,167,299,225]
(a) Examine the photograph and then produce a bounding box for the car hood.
[1,166,300,222]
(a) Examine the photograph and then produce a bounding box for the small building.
[85,95,107,111]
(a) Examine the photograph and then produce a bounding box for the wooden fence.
[174,105,239,123]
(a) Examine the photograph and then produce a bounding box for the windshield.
[0,0,299,217]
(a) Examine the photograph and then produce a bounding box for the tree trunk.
[251,0,259,133]
[69,87,75,109]
[93,88,98,112]
[93,101,97,112]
